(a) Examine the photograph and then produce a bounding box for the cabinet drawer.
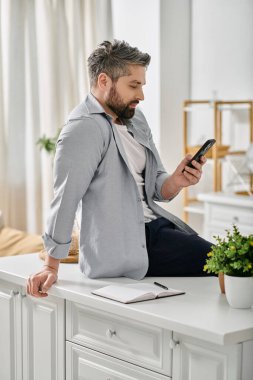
[66,342,170,380]
[66,301,172,376]
[210,204,253,226]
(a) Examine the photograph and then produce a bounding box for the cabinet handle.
[10,290,19,297]
[169,338,179,349]
[106,329,117,338]
[232,216,239,223]
[18,293,27,299]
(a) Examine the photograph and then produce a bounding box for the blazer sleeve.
[43,117,106,259]
[147,127,171,202]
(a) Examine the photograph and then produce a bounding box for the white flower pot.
[224,275,253,309]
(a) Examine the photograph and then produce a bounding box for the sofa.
[0,210,44,257]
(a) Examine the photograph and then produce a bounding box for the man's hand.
[161,154,207,200]
[26,266,58,298]
[175,154,206,187]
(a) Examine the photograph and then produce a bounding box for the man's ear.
[97,73,112,91]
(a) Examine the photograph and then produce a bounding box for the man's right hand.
[26,266,58,298]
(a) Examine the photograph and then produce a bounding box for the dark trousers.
[145,217,213,277]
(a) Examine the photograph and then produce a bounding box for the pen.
[154,281,168,290]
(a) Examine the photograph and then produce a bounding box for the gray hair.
[87,40,151,88]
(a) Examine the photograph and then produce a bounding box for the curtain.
[0,0,113,233]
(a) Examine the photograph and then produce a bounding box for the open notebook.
[91,282,185,304]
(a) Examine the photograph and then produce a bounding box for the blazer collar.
[85,93,108,115]
[85,93,150,149]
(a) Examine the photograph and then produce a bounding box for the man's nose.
[137,88,144,101]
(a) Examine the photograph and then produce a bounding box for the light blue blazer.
[43,94,195,279]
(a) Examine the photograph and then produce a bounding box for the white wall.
[159,0,191,217]
[190,0,253,147]
[111,0,253,225]
[111,0,160,145]
[190,0,253,146]
[191,0,253,100]
[190,0,253,196]
[112,0,191,219]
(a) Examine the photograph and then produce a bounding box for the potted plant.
[204,225,253,308]
[37,129,61,155]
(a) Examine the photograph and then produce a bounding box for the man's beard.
[105,84,138,119]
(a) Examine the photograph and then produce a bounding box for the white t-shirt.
[116,123,157,222]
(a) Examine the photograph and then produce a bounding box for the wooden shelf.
[183,99,253,222]
[186,145,230,159]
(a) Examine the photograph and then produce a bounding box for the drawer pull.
[232,216,239,223]
[106,329,116,338]
[10,290,19,297]
[18,293,26,299]
[169,338,179,349]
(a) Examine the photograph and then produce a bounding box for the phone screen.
[185,139,216,169]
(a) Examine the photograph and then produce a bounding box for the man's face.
[105,65,146,119]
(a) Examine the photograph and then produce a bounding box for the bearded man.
[27,40,212,297]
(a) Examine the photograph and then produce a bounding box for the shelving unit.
[183,99,253,222]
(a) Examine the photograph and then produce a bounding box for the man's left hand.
[175,154,206,188]
[161,154,207,200]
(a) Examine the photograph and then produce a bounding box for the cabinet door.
[172,333,242,380]
[66,301,172,376]
[0,280,22,380]
[22,293,65,380]
[66,342,170,380]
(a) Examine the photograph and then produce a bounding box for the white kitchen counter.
[0,253,252,346]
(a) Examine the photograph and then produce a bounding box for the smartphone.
[184,139,216,170]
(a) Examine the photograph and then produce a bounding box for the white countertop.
[0,253,253,346]
[197,192,253,207]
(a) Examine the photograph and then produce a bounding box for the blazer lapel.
[125,119,151,150]
[110,122,132,170]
